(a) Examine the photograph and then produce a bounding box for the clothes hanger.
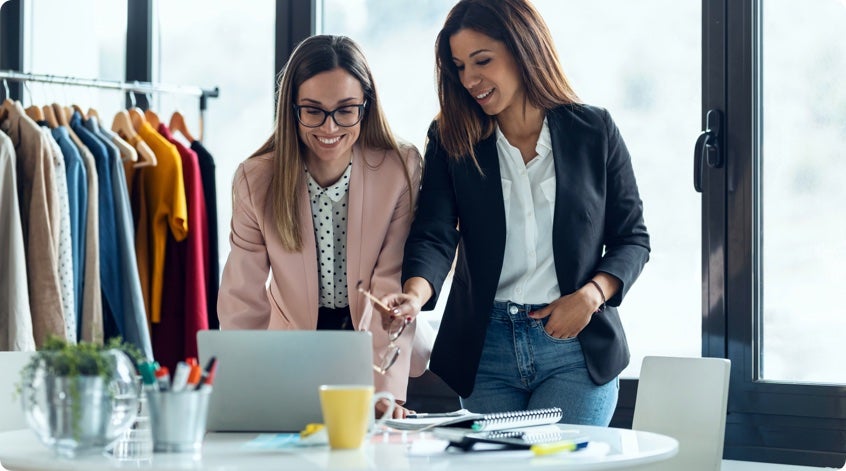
[126,92,146,130]
[0,99,15,122]
[0,80,13,121]
[19,81,46,123]
[133,137,157,167]
[41,104,59,127]
[50,103,70,127]
[71,104,86,119]
[25,104,45,122]
[42,104,59,128]
[144,108,161,129]
[142,92,162,129]
[169,110,197,143]
[112,109,136,139]
[90,107,137,163]
[112,109,156,167]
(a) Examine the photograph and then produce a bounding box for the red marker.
[195,356,218,391]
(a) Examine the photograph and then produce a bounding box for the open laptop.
[197,330,374,432]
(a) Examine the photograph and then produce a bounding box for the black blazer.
[403,104,650,398]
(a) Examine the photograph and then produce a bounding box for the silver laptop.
[197,330,374,432]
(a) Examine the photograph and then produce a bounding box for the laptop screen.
[198,330,374,432]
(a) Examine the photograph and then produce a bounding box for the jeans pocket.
[535,318,580,343]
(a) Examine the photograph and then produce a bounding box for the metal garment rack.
[0,70,219,137]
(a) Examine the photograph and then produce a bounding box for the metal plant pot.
[20,349,139,458]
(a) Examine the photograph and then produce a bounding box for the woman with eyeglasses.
[381,0,650,425]
[218,35,426,418]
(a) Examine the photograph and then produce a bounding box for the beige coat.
[0,129,35,350]
[0,103,64,346]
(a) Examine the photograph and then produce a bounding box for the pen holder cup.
[145,389,211,454]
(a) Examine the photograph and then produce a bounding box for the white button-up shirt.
[306,163,352,309]
[494,118,560,305]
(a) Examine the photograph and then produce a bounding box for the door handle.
[694,109,723,192]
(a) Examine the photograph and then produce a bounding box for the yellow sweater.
[135,121,187,323]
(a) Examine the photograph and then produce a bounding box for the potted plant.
[17,336,141,457]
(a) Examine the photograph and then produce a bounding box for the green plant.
[16,336,143,441]
[18,336,141,387]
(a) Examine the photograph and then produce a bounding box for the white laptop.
[197,330,374,432]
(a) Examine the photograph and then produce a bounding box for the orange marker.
[186,364,202,387]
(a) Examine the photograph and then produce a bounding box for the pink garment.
[218,144,428,401]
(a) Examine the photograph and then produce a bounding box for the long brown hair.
[435,0,580,163]
[249,35,410,252]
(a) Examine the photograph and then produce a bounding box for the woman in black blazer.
[382,0,650,425]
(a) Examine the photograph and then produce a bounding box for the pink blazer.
[218,143,429,401]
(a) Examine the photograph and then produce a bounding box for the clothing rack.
[0,70,219,136]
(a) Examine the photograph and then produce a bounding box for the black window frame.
[706,0,846,467]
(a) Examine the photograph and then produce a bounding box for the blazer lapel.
[298,176,320,326]
[476,135,507,271]
[548,107,584,290]
[345,146,364,319]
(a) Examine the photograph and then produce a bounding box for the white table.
[0,425,677,470]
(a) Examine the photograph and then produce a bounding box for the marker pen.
[154,366,171,392]
[170,361,191,392]
[194,356,217,391]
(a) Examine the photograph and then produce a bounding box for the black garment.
[190,141,220,329]
[403,104,651,398]
[316,306,353,330]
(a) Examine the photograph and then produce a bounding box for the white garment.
[306,162,352,309]
[41,128,77,343]
[0,130,35,351]
[494,118,560,305]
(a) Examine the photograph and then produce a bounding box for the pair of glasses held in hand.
[356,281,409,375]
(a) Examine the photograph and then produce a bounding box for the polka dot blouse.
[306,163,352,309]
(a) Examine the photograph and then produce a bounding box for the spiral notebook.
[432,425,589,451]
[383,407,563,432]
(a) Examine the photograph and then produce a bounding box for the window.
[706,0,846,465]
[156,0,276,268]
[760,0,846,384]
[321,0,702,377]
[22,0,127,113]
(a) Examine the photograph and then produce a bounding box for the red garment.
[152,124,210,370]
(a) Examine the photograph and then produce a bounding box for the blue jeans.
[460,300,619,426]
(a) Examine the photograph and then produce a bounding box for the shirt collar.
[536,118,552,155]
[306,161,352,203]
[495,117,552,161]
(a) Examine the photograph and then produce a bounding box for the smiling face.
[449,28,524,118]
[296,67,365,169]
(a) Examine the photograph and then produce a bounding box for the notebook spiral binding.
[472,407,563,429]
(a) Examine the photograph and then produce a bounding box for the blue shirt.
[70,111,124,337]
[84,117,153,359]
[50,125,88,334]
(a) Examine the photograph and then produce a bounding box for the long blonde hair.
[435,0,580,165]
[249,35,410,252]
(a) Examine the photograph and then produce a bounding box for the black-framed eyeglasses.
[292,101,367,128]
[356,280,409,375]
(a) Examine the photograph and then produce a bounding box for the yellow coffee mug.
[318,385,395,450]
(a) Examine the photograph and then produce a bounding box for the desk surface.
[0,425,677,471]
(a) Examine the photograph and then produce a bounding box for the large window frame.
[705,0,846,467]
